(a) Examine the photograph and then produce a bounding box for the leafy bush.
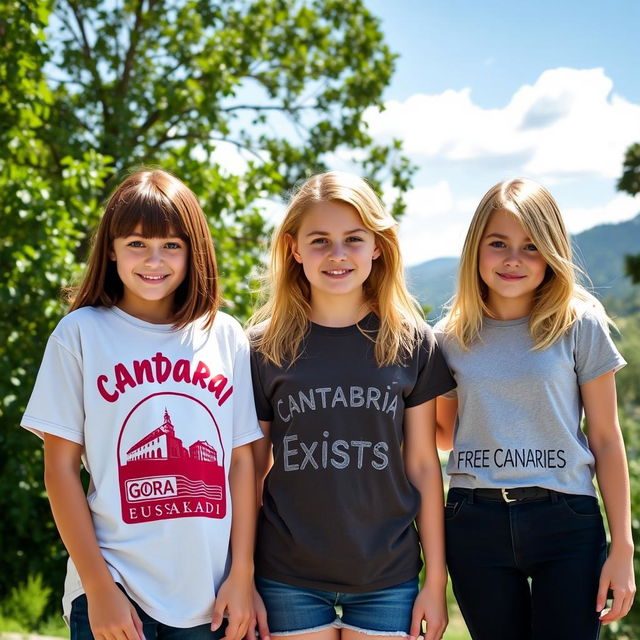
[1,573,51,631]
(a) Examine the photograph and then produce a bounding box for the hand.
[212,571,253,640]
[596,549,636,624]
[409,583,448,640]
[86,583,144,640]
[244,584,270,640]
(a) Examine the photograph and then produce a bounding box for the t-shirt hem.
[20,417,84,445]
[62,582,214,628]
[448,477,597,498]
[405,380,456,408]
[232,427,264,448]
[577,357,627,385]
[256,567,421,594]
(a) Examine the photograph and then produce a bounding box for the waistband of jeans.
[452,486,561,503]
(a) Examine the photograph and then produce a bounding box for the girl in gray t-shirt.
[436,178,635,640]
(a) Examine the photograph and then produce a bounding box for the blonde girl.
[436,178,635,640]
[247,171,455,640]
[21,169,262,640]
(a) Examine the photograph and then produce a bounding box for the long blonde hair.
[249,171,423,367]
[444,178,608,350]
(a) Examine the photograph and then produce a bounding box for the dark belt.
[464,487,556,503]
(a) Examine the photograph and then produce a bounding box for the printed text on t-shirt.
[96,352,233,405]
[455,448,567,469]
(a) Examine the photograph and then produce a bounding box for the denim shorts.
[70,588,226,640]
[255,575,419,636]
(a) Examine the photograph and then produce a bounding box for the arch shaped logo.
[117,392,226,523]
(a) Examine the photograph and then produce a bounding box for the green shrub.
[1,573,51,631]
[38,613,69,638]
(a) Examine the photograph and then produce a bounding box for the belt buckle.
[501,488,517,503]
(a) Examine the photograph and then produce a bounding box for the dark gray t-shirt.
[249,314,455,592]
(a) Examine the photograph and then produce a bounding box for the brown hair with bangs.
[69,169,219,329]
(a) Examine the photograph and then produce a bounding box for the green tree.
[1,0,113,610]
[1,0,414,614]
[618,142,640,283]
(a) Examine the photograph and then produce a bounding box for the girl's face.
[110,224,189,323]
[290,200,380,307]
[478,208,547,319]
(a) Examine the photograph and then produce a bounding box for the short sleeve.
[21,335,85,444]
[432,323,458,399]
[575,310,626,385]
[404,324,456,408]
[230,329,264,448]
[249,346,275,422]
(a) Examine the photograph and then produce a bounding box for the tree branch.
[65,0,111,123]
[221,104,311,114]
[116,0,145,98]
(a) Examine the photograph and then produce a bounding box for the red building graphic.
[118,402,226,524]
[190,440,218,463]
[126,409,216,463]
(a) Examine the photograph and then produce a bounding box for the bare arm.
[43,433,143,640]
[582,370,635,623]
[404,400,448,640]
[435,396,458,451]
[252,420,273,505]
[246,421,273,640]
[213,443,257,640]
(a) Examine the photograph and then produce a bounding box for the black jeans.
[70,588,227,640]
[445,488,607,640]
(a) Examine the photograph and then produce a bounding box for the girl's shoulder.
[200,310,250,352]
[411,318,440,356]
[245,318,270,345]
[570,299,611,335]
[209,309,244,333]
[53,305,110,336]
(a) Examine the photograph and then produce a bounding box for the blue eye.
[524,243,538,252]
[165,241,182,249]
[489,241,506,248]
[346,236,363,243]
[128,240,145,248]
[310,238,327,245]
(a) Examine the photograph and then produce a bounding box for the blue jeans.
[445,488,607,640]
[70,589,226,640]
[255,575,419,635]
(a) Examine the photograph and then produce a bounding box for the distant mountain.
[407,213,640,320]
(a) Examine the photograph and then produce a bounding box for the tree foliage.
[618,142,640,283]
[1,0,415,612]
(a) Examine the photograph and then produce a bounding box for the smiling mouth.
[497,272,525,281]
[137,274,169,282]
[323,269,353,276]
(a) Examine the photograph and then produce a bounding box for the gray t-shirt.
[435,308,626,497]
[250,314,455,592]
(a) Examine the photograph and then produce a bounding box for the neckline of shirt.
[483,315,529,328]
[107,306,177,333]
[309,312,378,335]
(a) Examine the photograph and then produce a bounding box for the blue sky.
[358,0,640,265]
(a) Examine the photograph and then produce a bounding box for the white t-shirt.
[21,306,262,627]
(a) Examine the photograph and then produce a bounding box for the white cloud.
[563,193,640,235]
[366,68,640,179]
[394,181,473,265]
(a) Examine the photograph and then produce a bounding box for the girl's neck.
[485,295,533,321]
[308,293,370,328]
[116,297,174,325]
